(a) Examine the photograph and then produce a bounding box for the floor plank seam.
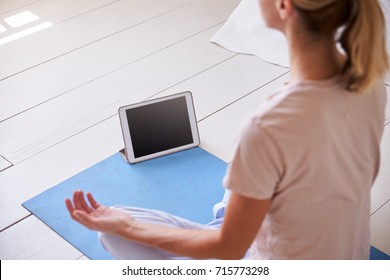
[0,0,200,82]
[154,20,228,51]
[53,0,122,26]
[371,198,390,216]
[146,53,239,101]
[53,0,184,28]
[0,0,42,16]
[0,155,13,172]
[198,71,290,123]
[12,114,117,166]
[76,255,89,260]
[0,213,32,233]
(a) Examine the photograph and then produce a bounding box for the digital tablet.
[118,91,200,163]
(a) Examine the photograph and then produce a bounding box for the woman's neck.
[286,30,345,83]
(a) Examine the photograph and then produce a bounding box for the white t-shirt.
[223,77,387,259]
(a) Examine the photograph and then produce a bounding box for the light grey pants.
[98,206,223,260]
[98,191,231,260]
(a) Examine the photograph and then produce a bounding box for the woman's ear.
[276,0,294,20]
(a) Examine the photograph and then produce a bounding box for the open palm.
[65,190,133,234]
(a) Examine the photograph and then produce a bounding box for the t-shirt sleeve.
[223,116,284,200]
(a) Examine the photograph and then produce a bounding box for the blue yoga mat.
[369,246,390,260]
[23,147,227,260]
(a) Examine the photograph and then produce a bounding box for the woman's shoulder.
[253,80,335,124]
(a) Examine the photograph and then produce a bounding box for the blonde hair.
[292,0,389,93]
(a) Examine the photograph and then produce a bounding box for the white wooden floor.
[0,0,389,260]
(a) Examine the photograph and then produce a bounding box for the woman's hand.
[65,190,133,235]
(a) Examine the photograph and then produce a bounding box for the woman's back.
[230,77,387,259]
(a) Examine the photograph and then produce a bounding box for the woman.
[66,0,388,259]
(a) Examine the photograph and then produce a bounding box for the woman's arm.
[65,190,271,259]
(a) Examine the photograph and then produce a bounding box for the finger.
[78,190,94,213]
[73,190,92,213]
[65,198,76,219]
[72,190,83,210]
[86,192,101,209]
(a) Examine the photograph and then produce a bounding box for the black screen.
[126,96,194,158]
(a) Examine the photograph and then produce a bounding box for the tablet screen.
[125,96,194,158]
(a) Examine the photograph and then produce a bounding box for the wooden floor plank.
[0,0,117,27]
[371,200,390,256]
[0,26,234,164]
[0,0,118,53]
[0,215,83,260]
[0,0,41,14]
[0,0,196,121]
[385,85,390,125]
[371,123,390,213]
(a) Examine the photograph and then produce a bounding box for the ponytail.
[293,0,389,93]
[339,0,389,92]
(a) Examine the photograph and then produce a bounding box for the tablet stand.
[119,148,130,163]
